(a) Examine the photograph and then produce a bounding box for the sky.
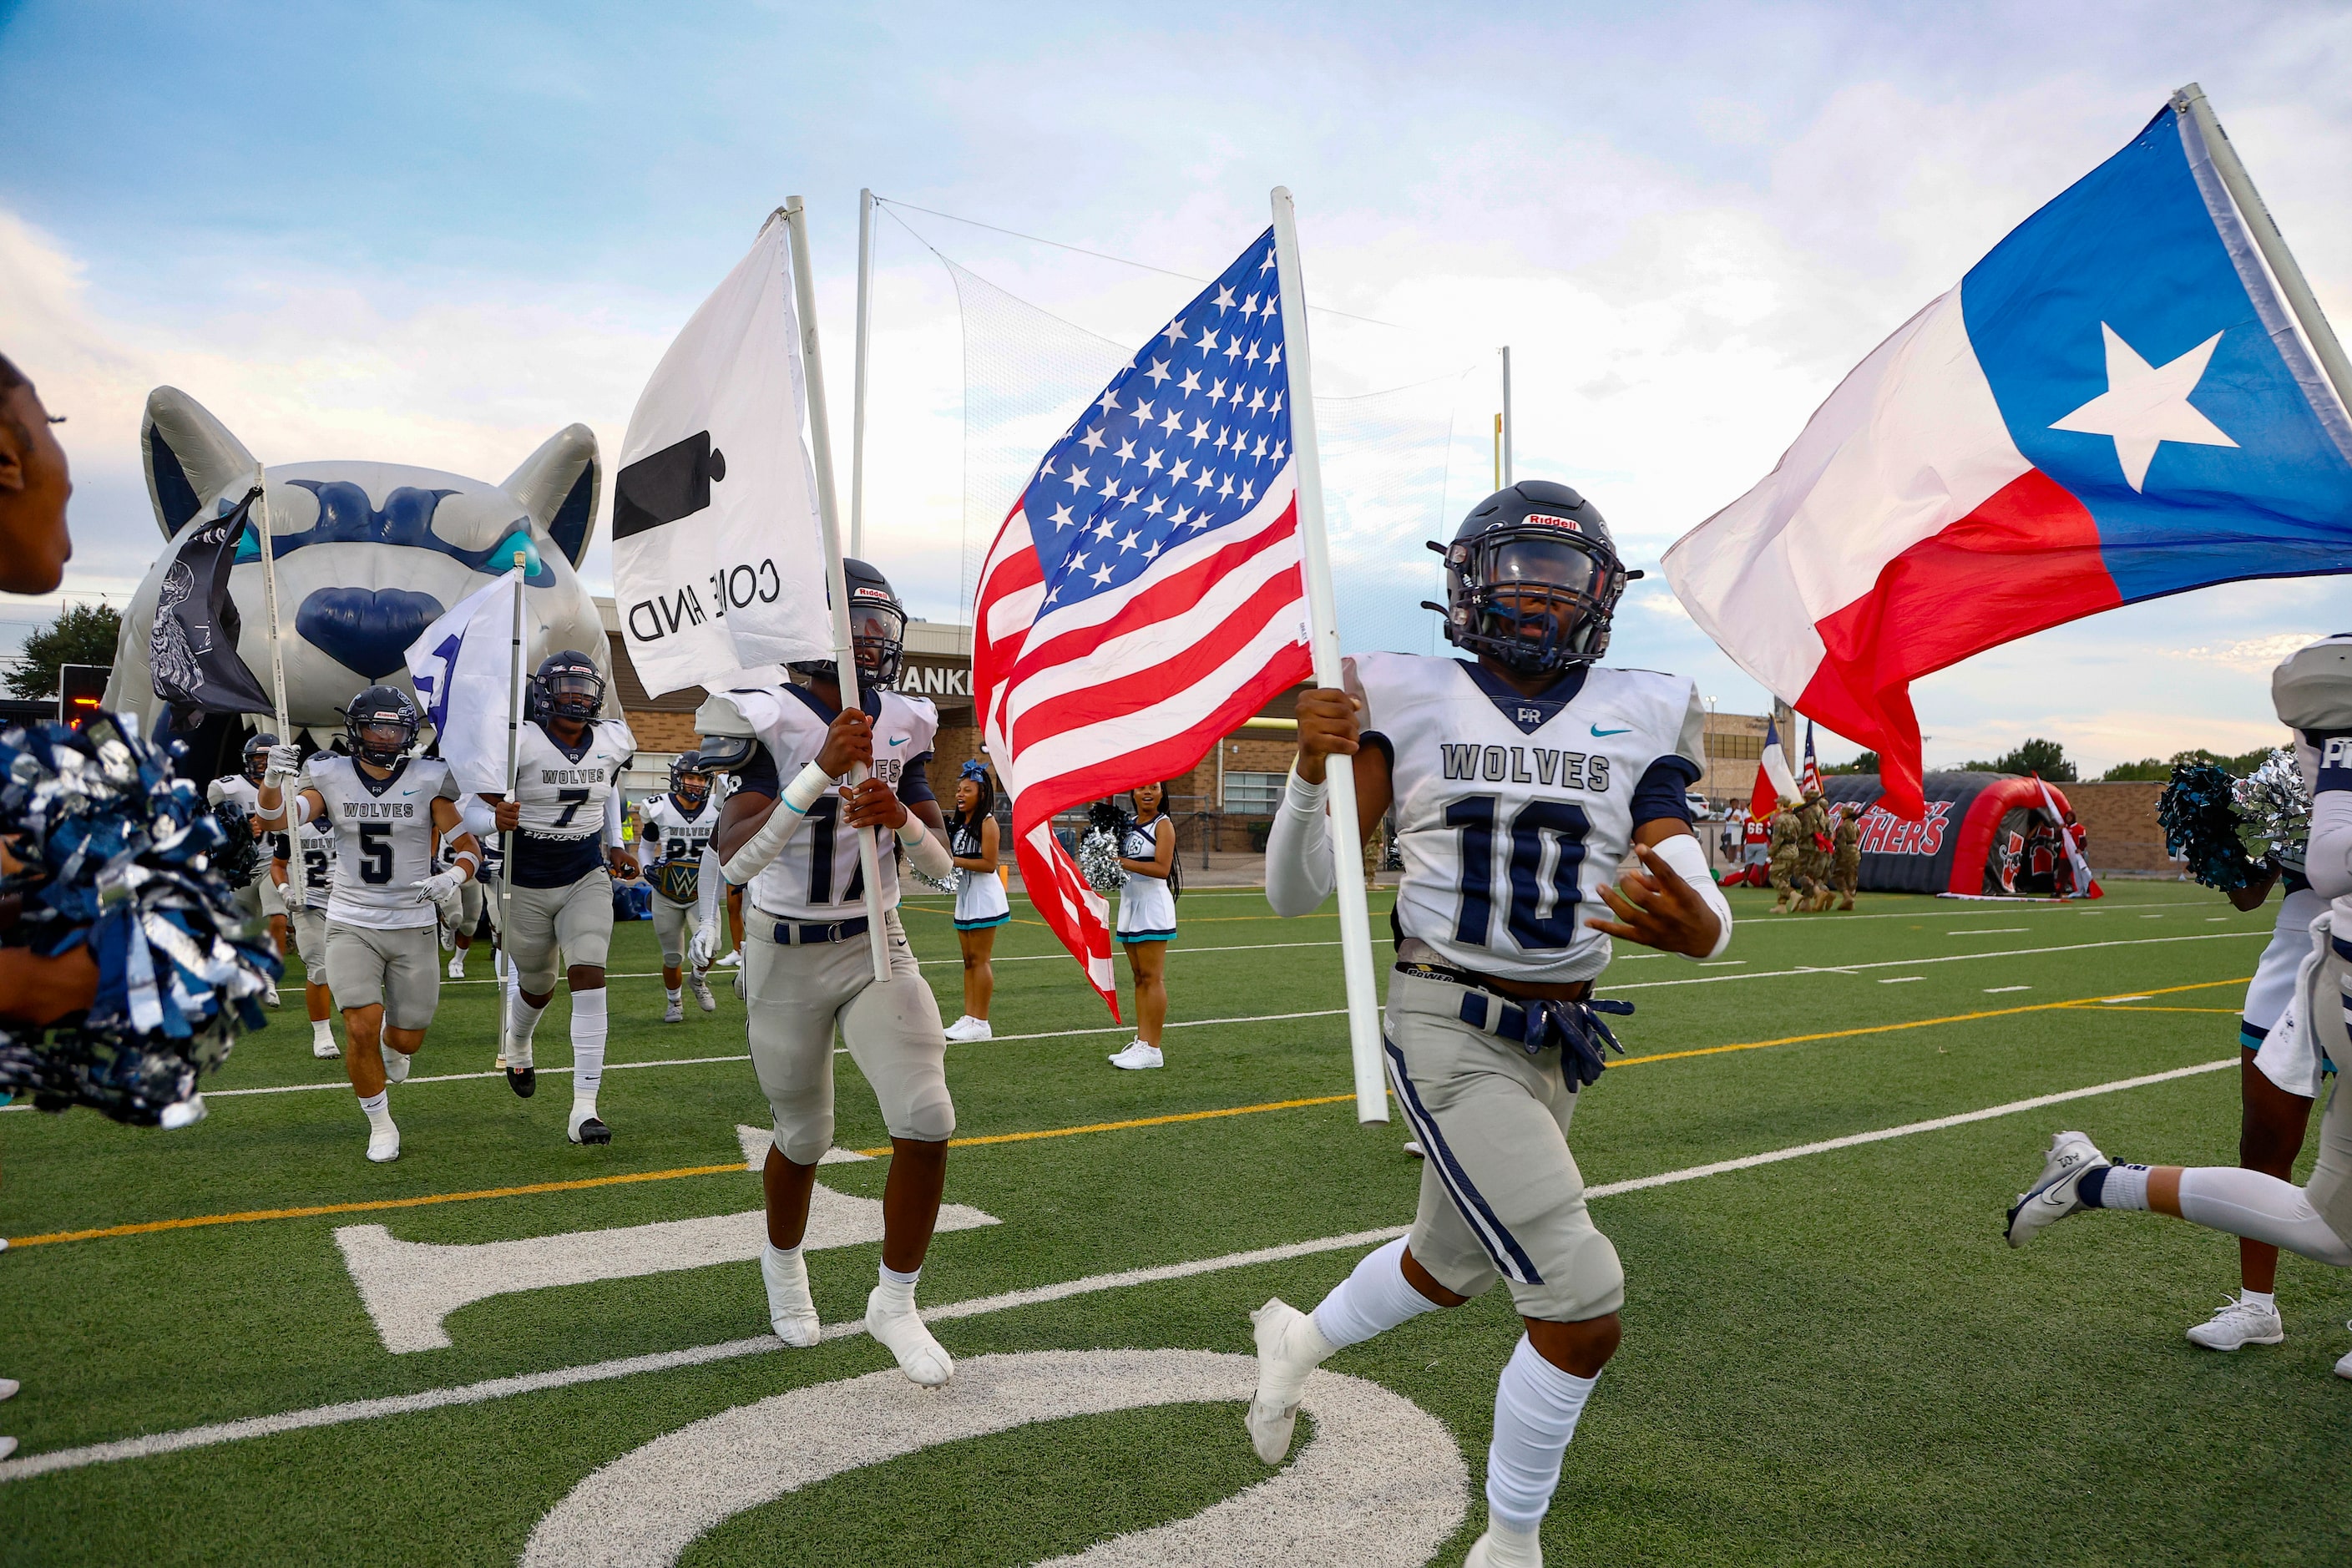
[3,0,2348,771]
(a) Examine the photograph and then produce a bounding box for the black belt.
[767,914,870,947]
[1395,959,1630,1089]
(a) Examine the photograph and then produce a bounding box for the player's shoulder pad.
[693,686,787,741]
[598,716,638,755]
[1584,666,1706,764]
[2273,635,2352,732]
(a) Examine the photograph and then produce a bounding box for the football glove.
[263,742,305,787]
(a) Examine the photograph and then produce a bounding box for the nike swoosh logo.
[888,736,908,746]
[1590,725,1631,737]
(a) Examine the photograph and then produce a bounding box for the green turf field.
[0,877,2343,1564]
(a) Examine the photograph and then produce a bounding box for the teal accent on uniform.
[1590,724,1631,736]
[1117,928,1177,945]
[953,912,1010,932]
[888,736,908,746]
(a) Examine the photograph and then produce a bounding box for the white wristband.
[783,761,832,816]
[1646,832,1733,961]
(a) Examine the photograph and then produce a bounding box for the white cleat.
[1108,1041,1163,1070]
[716,948,741,969]
[312,1034,341,1060]
[1247,1297,1334,1464]
[366,1116,401,1163]
[690,972,716,1013]
[2186,1292,2285,1351]
[0,1377,19,1400]
[2338,1323,2352,1382]
[943,1014,994,1044]
[1464,1523,1543,1568]
[263,984,281,1009]
[381,1045,412,1085]
[2005,1130,2107,1248]
[0,1436,14,1462]
[761,1244,821,1347]
[867,1287,953,1386]
[447,954,466,980]
[663,997,685,1024]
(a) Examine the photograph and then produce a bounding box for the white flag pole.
[250,468,291,741]
[850,187,876,563]
[498,553,525,1066]
[1272,185,1387,1125]
[785,195,893,985]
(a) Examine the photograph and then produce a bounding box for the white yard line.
[0,1055,2233,1484]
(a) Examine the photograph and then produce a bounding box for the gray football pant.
[745,906,953,1166]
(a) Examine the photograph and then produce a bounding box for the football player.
[1253,483,1731,1568]
[479,651,638,1145]
[210,732,287,1007]
[270,768,343,1059]
[692,559,962,1385]
[257,688,480,1162]
[2008,634,2350,1382]
[639,752,722,1021]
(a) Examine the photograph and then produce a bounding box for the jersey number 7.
[1445,796,1591,951]
[552,787,591,827]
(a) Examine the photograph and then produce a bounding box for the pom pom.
[210,799,264,889]
[2157,762,2258,892]
[2233,746,2310,875]
[1077,829,1126,893]
[0,711,280,1126]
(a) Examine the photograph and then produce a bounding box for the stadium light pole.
[1272,185,1388,1125]
[786,195,893,985]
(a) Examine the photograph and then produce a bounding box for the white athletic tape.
[337,1178,997,1353]
[520,1349,1465,1568]
[0,1056,2233,1483]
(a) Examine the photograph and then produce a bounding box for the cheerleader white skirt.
[1115,875,1176,944]
[953,865,1011,931]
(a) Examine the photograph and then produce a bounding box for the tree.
[4,603,121,701]
[1960,737,2076,781]
[2102,746,2280,782]
[1823,749,1880,775]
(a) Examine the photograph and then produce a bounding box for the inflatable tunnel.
[1820,773,2092,897]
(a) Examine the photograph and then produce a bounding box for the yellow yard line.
[8,976,2248,1249]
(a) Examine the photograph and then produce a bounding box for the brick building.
[2057,781,2183,876]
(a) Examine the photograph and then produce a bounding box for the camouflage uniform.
[1795,792,1834,910]
[1832,810,1861,909]
[1768,806,1803,912]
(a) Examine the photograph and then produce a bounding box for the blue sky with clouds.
[5,0,2349,769]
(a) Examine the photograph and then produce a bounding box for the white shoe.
[1246,1297,1334,1464]
[2337,1323,2352,1382]
[1403,1140,1425,1160]
[717,948,741,969]
[0,1377,18,1400]
[664,996,685,1024]
[312,1032,341,1060]
[761,1244,821,1347]
[1464,1523,1543,1568]
[866,1285,953,1386]
[734,973,746,1003]
[366,1115,400,1163]
[381,1044,412,1085]
[2005,1130,2107,1247]
[943,1014,994,1043]
[447,955,465,979]
[2186,1292,2285,1351]
[0,1436,13,1462]
[690,973,716,1013]
[1108,1041,1164,1070]
[264,984,281,1008]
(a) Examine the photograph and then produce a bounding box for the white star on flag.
[2048,322,2238,493]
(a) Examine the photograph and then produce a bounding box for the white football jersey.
[291,814,337,897]
[1353,652,1706,984]
[506,717,635,888]
[304,754,460,929]
[723,685,938,923]
[642,792,722,866]
[207,776,260,812]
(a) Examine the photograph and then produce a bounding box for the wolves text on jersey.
[1439,743,1612,793]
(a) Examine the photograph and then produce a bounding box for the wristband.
[783,761,832,816]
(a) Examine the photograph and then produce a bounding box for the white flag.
[612,215,830,698]
[407,569,524,797]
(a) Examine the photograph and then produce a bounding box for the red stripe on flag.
[1009,823,1119,1019]
[1799,467,2117,818]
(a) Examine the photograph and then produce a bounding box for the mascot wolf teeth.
[106,387,615,774]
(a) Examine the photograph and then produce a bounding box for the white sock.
[2177,1168,2352,1267]
[665,986,682,1004]
[1486,1334,1600,1534]
[877,1262,921,1302]
[1313,1237,1442,1349]
[508,990,546,1066]
[570,989,607,1110]
[2241,1287,2278,1310]
[450,949,467,975]
[311,1019,334,1048]
[2096,1163,2152,1211]
[358,1090,390,1125]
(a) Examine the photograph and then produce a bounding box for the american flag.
[1801,721,1823,798]
[974,228,1313,1011]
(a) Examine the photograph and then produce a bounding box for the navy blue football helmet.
[670,751,711,811]
[532,650,604,723]
[1426,481,1638,677]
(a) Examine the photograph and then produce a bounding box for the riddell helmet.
[343,686,420,768]
[1425,481,1638,677]
[790,559,907,690]
[532,650,605,723]
[670,751,711,811]
[241,731,281,783]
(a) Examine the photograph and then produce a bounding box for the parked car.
[1685,791,1713,821]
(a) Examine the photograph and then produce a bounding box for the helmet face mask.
[533,650,605,724]
[792,559,908,692]
[343,688,419,769]
[1438,483,1630,678]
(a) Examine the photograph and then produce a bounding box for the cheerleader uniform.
[952,820,1011,933]
[1115,816,1177,945]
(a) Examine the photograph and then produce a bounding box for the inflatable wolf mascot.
[106,387,615,781]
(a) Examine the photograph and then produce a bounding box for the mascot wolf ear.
[142,387,259,539]
[503,425,601,568]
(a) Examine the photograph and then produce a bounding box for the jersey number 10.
[1445,796,1591,951]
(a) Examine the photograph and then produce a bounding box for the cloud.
[2179,633,2329,670]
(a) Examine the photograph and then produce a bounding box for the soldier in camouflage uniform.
[1795,787,1835,911]
[1768,801,1804,912]
[1831,802,1861,910]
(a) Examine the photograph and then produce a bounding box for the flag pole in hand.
[250,470,291,741]
[785,195,893,986]
[1271,186,1387,1125]
[499,550,525,1066]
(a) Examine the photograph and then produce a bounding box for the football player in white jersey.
[2007,634,2352,1383]
[638,752,722,1021]
[693,559,964,1386]
[210,732,287,1007]
[257,687,481,1162]
[1254,483,1732,1568]
[480,650,638,1145]
[271,781,343,1059]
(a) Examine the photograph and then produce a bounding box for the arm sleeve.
[603,787,625,848]
[696,844,724,932]
[896,817,954,879]
[456,796,498,844]
[899,751,936,805]
[1646,831,1733,961]
[1631,756,1702,826]
[1264,768,1338,918]
[2303,731,2352,900]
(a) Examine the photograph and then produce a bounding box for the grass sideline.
[0,879,2343,1565]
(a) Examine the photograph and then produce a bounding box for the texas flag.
[1748,715,1798,819]
[1666,94,2352,818]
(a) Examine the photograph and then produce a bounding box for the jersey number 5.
[1444,796,1591,951]
[357,822,396,885]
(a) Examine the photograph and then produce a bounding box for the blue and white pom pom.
[0,712,281,1126]
[2157,761,2258,892]
[1078,828,1126,893]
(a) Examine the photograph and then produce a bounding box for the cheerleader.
[943,761,1007,1043]
[1108,780,1177,1070]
